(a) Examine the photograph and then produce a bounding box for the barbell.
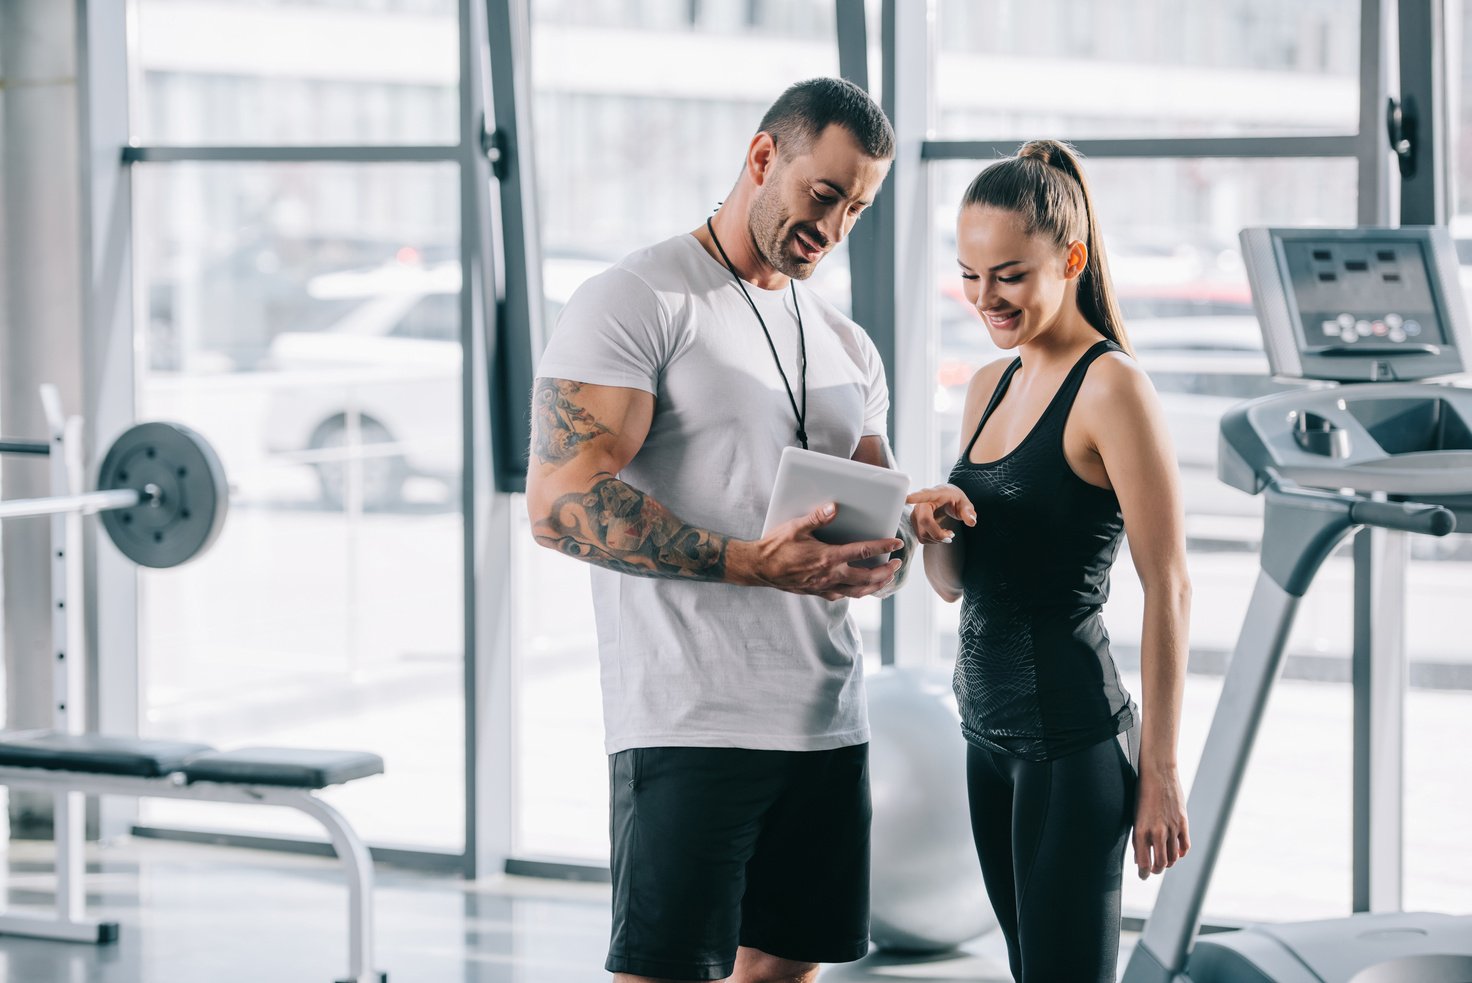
[0,422,228,568]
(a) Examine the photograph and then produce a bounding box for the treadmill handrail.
[1348,498,1456,535]
[1264,472,1456,537]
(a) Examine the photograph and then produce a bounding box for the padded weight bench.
[0,731,386,983]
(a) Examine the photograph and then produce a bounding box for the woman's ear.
[1064,239,1089,280]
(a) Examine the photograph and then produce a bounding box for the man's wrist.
[723,538,761,587]
[872,514,915,600]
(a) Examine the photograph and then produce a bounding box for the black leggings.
[967,733,1137,983]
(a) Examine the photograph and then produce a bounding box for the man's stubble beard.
[749,178,817,281]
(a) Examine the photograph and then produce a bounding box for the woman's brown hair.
[961,139,1132,355]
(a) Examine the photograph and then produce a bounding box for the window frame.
[82,0,537,877]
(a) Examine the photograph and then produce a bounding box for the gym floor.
[0,836,1130,982]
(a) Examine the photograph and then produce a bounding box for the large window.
[126,0,466,854]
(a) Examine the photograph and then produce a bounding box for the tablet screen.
[761,447,910,561]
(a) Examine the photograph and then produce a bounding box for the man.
[527,77,902,983]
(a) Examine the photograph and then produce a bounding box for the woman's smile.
[982,307,1021,331]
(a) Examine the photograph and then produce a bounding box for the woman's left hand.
[1133,766,1189,879]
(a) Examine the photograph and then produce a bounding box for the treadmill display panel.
[1282,237,1445,348]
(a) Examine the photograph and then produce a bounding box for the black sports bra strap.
[1048,339,1121,421]
[963,358,1023,460]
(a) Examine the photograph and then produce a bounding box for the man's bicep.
[524,379,650,538]
[852,434,894,469]
[528,377,654,490]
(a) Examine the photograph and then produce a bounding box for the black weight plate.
[97,422,229,568]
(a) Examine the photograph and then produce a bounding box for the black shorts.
[605,744,871,980]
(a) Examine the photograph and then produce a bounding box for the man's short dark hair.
[757,77,895,161]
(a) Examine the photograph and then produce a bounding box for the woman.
[908,139,1191,982]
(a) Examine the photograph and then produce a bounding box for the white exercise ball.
[867,666,997,952]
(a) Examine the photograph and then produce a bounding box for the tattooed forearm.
[533,474,729,581]
[531,378,613,466]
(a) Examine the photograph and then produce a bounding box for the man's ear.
[748,132,778,186]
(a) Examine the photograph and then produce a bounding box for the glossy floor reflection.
[0,837,1134,982]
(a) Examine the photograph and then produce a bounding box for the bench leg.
[0,790,118,944]
[287,792,384,983]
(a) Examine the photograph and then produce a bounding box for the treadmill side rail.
[1259,485,1358,596]
[1119,942,1184,983]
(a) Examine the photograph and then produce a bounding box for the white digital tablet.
[761,446,910,565]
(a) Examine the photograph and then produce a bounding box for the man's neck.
[695,208,789,291]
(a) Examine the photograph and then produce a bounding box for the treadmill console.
[1240,226,1472,382]
[1223,227,1472,517]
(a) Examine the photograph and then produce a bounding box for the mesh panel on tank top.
[948,339,1135,762]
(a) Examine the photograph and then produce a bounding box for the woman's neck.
[1018,308,1105,370]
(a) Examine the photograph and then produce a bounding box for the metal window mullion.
[459,0,492,882]
[461,0,520,882]
[836,0,906,666]
[1397,0,1450,224]
[1359,0,1397,226]
[458,0,481,884]
[484,0,545,496]
[1449,0,1464,225]
[885,0,938,671]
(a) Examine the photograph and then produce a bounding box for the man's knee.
[731,946,820,983]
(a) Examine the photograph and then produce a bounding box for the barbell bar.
[0,421,229,569]
[0,439,50,457]
[0,488,145,521]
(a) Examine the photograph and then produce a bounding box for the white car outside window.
[263,256,609,509]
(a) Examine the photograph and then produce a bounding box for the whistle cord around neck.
[705,217,809,450]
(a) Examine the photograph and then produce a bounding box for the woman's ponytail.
[962,140,1132,355]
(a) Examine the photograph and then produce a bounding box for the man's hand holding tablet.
[708,447,909,601]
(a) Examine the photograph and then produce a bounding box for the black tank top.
[948,339,1135,761]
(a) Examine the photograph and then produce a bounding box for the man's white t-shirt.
[537,233,890,754]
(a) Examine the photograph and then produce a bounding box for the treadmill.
[1122,226,1472,983]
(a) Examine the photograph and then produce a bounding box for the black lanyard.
[706,217,809,450]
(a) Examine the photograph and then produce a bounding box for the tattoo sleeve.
[531,378,612,466]
[533,473,730,581]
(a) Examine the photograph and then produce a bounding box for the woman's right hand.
[906,484,977,545]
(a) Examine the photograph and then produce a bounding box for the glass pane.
[520,0,852,862]
[134,161,464,851]
[131,0,458,145]
[928,157,1360,921]
[534,0,835,35]
[1453,0,1472,233]
[1427,17,1472,915]
[936,0,1360,139]
[1404,631,1472,913]
[1402,222,1472,912]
